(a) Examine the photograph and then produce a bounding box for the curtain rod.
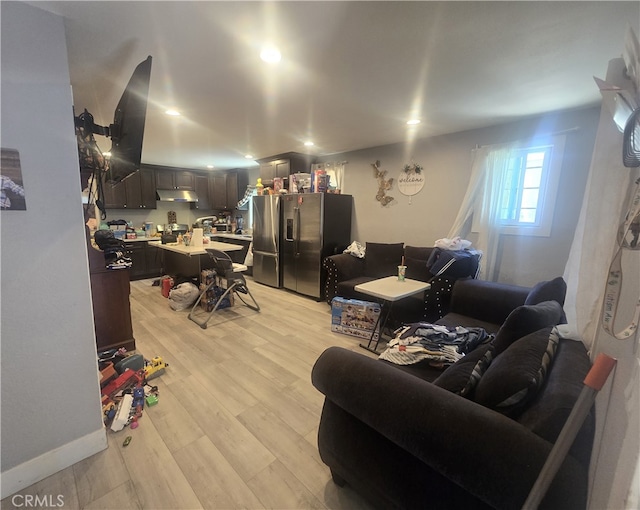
[474,126,581,149]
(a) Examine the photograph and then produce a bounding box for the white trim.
[501,135,566,237]
[0,427,107,499]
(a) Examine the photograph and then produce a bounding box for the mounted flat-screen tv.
[74,55,152,185]
[106,55,153,184]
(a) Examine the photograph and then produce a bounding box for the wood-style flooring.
[2,277,377,510]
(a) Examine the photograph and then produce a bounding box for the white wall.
[317,106,600,286]
[1,2,106,497]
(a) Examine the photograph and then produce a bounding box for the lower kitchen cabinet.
[124,240,163,280]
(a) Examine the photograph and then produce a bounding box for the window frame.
[473,134,566,238]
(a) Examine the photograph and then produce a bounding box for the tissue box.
[331,297,381,341]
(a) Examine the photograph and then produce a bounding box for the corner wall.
[1,2,106,497]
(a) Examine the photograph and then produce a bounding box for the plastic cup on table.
[398,265,407,281]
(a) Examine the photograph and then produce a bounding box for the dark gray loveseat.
[312,277,594,509]
[323,242,481,323]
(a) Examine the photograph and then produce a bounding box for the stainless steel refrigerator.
[252,195,282,288]
[281,193,352,299]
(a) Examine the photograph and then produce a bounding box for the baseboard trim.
[0,427,107,499]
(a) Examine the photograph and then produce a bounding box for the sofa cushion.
[474,327,559,416]
[336,276,378,302]
[404,246,433,282]
[365,242,405,278]
[492,301,563,356]
[524,276,567,306]
[524,276,567,323]
[433,342,494,397]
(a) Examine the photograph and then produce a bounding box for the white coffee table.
[354,276,431,353]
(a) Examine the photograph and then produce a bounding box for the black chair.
[188,249,260,329]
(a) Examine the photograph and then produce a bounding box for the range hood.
[156,189,199,202]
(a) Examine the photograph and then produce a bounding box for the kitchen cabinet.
[192,174,211,210]
[257,152,314,186]
[156,168,195,190]
[209,170,248,210]
[124,240,163,281]
[101,167,157,210]
[102,175,127,209]
[87,227,135,352]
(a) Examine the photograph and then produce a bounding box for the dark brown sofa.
[312,277,594,509]
[323,242,480,323]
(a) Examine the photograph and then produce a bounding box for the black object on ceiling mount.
[623,107,640,168]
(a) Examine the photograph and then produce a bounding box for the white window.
[499,135,565,237]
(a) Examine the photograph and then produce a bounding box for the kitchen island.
[152,240,244,280]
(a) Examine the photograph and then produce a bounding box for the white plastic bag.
[343,241,366,258]
[434,236,472,251]
[168,282,200,311]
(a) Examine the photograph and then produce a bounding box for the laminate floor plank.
[167,376,276,482]
[172,435,264,510]
[82,480,142,510]
[246,459,326,510]
[72,432,130,508]
[143,379,206,453]
[237,403,331,498]
[117,416,203,509]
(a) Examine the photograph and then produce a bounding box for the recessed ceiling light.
[260,46,281,63]
[304,141,314,147]
[165,109,181,116]
[206,165,214,169]
[102,151,112,158]
[407,119,421,125]
[245,154,254,159]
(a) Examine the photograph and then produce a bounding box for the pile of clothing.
[379,322,490,367]
[94,230,132,270]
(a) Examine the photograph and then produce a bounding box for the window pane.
[519,208,537,223]
[524,167,542,188]
[521,188,539,208]
[526,152,546,167]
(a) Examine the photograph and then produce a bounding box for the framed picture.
[1,148,27,211]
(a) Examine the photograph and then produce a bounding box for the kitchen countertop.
[210,233,253,241]
[153,240,244,256]
[123,237,162,243]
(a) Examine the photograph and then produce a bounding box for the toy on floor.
[144,356,168,381]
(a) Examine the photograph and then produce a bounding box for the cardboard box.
[331,297,381,341]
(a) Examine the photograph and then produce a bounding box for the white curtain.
[563,55,640,510]
[448,144,513,281]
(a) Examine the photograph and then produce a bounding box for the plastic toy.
[144,356,168,381]
[132,386,145,417]
[101,368,143,399]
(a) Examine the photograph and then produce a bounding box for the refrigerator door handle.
[295,206,301,257]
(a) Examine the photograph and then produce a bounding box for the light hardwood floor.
[2,277,377,510]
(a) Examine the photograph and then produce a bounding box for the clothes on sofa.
[379,322,490,366]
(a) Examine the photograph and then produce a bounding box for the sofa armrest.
[323,253,366,304]
[312,347,588,510]
[449,278,530,325]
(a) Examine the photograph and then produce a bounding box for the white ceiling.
[26,1,640,171]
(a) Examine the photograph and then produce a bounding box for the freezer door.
[295,194,323,298]
[252,251,280,288]
[252,195,281,287]
[282,196,297,292]
[282,194,323,298]
[252,195,280,254]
